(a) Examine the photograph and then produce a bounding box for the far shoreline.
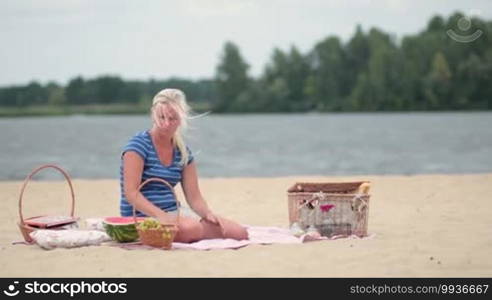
[2,172,492,183]
[0,104,490,118]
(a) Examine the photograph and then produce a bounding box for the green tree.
[66,77,90,105]
[345,25,370,93]
[350,28,404,110]
[46,82,66,105]
[214,41,251,112]
[262,46,311,111]
[307,36,346,110]
[24,81,47,106]
[454,51,492,109]
[424,51,452,109]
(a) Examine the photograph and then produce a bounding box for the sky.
[1,0,491,86]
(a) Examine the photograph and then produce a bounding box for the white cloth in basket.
[30,229,112,250]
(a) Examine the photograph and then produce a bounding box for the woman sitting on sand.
[120,88,248,243]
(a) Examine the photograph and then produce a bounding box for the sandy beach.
[1,173,491,277]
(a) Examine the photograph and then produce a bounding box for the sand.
[1,173,491,277]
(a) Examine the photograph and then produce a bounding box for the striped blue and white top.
[119,130,193,217]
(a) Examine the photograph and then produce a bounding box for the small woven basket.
[18,164,77,243]
[133,178,179,250]
[288,181,371,237]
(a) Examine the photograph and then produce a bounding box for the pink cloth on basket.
[109,225,373,251]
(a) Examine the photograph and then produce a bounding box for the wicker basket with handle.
[18,164,78,243]
[133,178,180,250]
[288,181,371,237]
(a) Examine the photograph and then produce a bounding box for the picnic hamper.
[288,181,371,237]
[133,178,179,250]
[18,164,79,243]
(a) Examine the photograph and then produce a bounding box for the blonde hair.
[151,88,191,166]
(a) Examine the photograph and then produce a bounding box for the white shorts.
[168,205,200,219]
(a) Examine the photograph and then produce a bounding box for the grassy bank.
[0,102,212,117]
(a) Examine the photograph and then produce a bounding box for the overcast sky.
[1,0,491,86]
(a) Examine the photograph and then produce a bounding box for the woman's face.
[152,103,181,136]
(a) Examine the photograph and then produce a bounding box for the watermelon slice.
[103,217,145,243]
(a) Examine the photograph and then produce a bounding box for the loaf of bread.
[358,182,371,194]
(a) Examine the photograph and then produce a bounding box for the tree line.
[1,12,491,113]
[0,77,215,108]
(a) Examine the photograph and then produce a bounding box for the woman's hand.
[201,211,226,235]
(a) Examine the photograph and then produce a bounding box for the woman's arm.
[123,151,173,221]
[182,161,244,238]
[181,161,213,218]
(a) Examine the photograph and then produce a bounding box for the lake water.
[1,112,491,180]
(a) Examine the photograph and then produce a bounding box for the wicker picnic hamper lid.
[287,181,370,193]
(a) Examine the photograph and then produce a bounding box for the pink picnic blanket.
[13,225,373,251]
[107,225,373,251]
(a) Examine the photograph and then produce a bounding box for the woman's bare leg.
[201,217,249,240]
[173,216,249,243]
[174,216,204,243]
